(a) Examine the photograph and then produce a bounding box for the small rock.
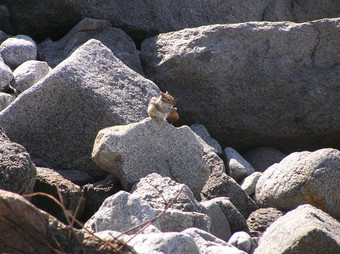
[0,35,37,69]
[241,172,262,197]
[243,147,286,172]
[254,204,340,254]
[0,128,36,195]
[201,170,258,219]
[228,231,252,254]
[0,61,13,89]
[0,92,14,111]
[190,124,222,155]
[183,228,247,254]
[84,191,160,234]
[92,118,210,198]
[200,199,231,241]
[246,208,284,237]
[56,169,93,185]
[224,147,255,182]
[13,60,50,92]
[255,148,340,218]
[203,151,226,175]
[31,167,85,222]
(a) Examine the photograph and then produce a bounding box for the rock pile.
[0,3,339,254]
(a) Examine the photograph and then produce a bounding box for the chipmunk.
[147,91,179,123]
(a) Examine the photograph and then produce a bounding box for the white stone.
[240,172,262,196]
[228,231,252,254]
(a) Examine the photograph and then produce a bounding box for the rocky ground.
[0,1,339,254]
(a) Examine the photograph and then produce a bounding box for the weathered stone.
[4,0,340,42]
[155,208,210,233]
[84,191,160,234]
[255,148,340,218]
[13,60,50,92]
[200,199,231,241]
[201,170,258,219]
[203,151,226,176]
[38,18,143,74]
[0,189,133,254]
[0,35,37,69]
[96,230,200,254]
[224,147,255,182]
[56,169,93,186]
[0,128,36,195]
[183,228,247,254]
[246,207,284,237]
[0,39,160,178]
[92,118,210,197]
[228,231,252,254]
[0,61,13,89]
[31,167,84,222]
[0,92,14,111]
[207,197,249,234]
[141,19,340,152]
[81,175,122,222]
[254,205,340,254]
[190,124,222,155]
[240,172,262,197]
[131,173,204,212]
[243,147,286,172]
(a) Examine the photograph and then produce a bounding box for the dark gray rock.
[190,124,222,155]
[255,148,340,218]
[243,147,286,172]
[254,205,340,254]
[0,128,36,195]
[38,18,143,74]
[141,18,340,152]
[201,170,258,219]
[0,39,160,178]
[246,208,284,237]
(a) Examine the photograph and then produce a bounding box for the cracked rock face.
[141,18,340,152]
[92,118,210,198]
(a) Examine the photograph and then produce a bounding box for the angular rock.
[81,175,122,222]
[84,191,161,234]
[183,228,247,254]
[12,60,50,92]
[131,173,204,212]
[240,172,262,197]
[92,118,210,197]
[201,170,258,219]
[254,205,340,254]
[96,230,200,254]
[246,207,284,237]
[200,199,231,241]
[0,61,13,88]
[0,92,14,111]
[255,148,340,218]
[203,151,226,175]
[38,18,143,74]
[0,35,37,69]
[190,124,222,155]
[31,167,84,222]
[0,39,160,178]
[155,208,210,233]
[141,19,340,152]
[207,197,249,234]
[242,147,286,172]
[224,147,255,182]
[228,231,253,254]
[0,128,36,195]
[56,169,93,186]
[0,189,131,253]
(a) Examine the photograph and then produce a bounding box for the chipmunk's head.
[160,91,175,106]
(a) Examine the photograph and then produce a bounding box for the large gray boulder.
[38,18,143,74]
[141,18,340,152]
[3,0,340,41]
[0,39,160,178]
[0,35,37,69]
[92,118,210,197]
[254,205,340,254]
[0,128,36,195]
[255,148,340,218]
